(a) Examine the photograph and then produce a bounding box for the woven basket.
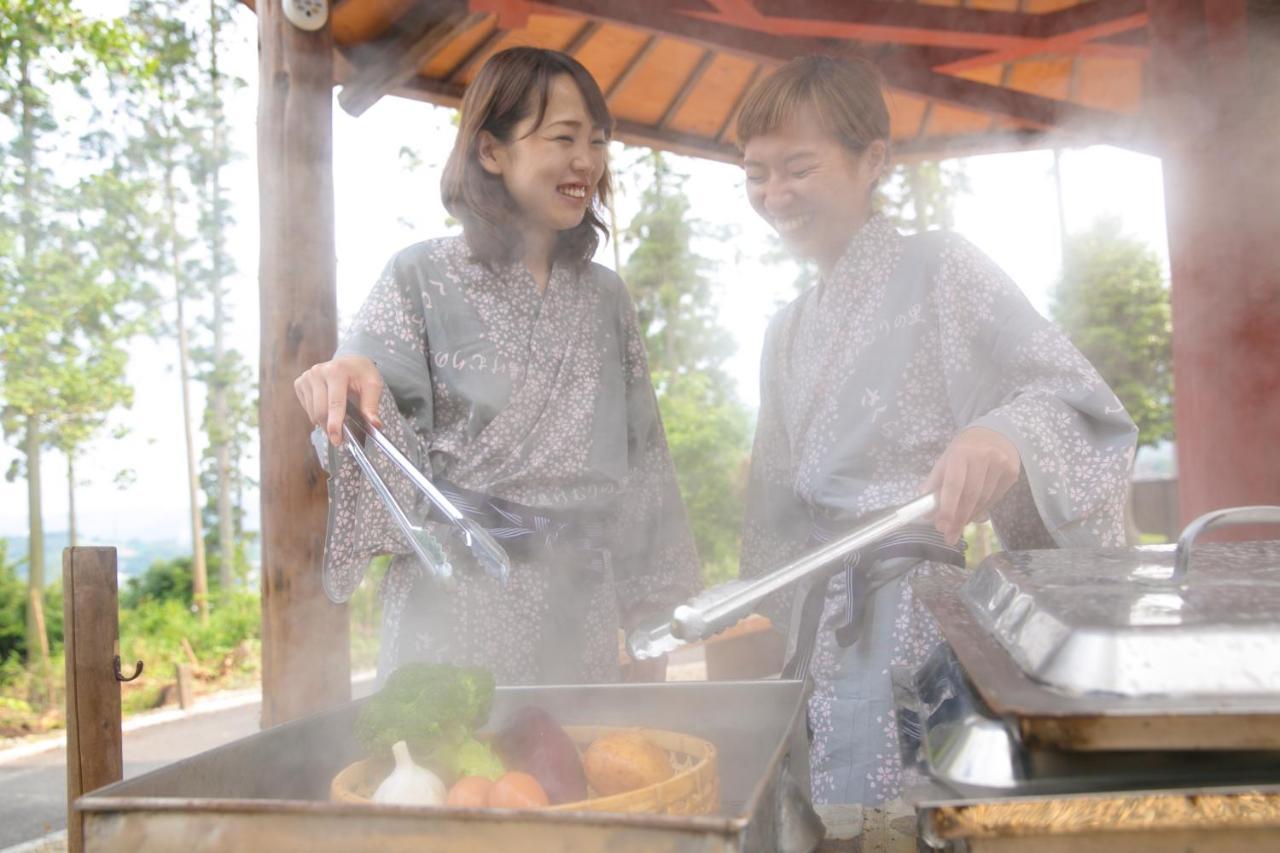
[330,725,719,816]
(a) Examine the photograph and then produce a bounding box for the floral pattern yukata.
[741,213,1137,805]
[319,236,700,686]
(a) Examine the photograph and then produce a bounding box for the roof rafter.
[340,5,485,116]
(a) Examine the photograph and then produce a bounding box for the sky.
[0,4,1170,544]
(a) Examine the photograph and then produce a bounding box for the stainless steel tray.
[914,553,1280,750]
[963,540,1280,697]
[78,681,823,853]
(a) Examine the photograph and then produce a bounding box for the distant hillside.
[3,533,189,584]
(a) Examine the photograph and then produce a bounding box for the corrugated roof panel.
[609,39,706,127]
[577,25,654,95]
[1076,57,1143,112]
[420,16,498,79]
[667,53,758,138]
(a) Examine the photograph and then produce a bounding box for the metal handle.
[1173,505,1280,581]
[627,493,939,660]
[342,423,455,587]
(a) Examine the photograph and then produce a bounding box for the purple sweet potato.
[492,706,587,805]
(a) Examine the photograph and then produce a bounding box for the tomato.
[445,776,494,808]
[487,771,550,809]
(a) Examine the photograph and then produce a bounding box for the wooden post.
[63,547,124,853]
[1148,1,1280,527]
[176,664,194,710]
[257,0,350,727]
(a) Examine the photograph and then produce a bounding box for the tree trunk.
[163,139,210,624]
[210,0,235,595]
[24,415,47,669]
[17,47,48,673]
[67,451,77,548]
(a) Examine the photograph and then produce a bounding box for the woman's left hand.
[922,427,1021,545]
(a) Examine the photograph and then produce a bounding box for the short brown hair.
[736,55,890,155]
[441,47,614,270]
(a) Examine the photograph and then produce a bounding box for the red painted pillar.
[1148,0,1280,525]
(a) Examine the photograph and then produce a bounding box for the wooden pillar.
[63,548,125,853]
[1148,0,1280,525]
[257,0,350,726]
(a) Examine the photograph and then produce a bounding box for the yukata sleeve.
[318,253,438,603]
[738,313,813,635]
[609,285,703,631]
[933,235,1138,549]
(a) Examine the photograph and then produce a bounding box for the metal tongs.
[627,492,940,660]
[340,409,511,589]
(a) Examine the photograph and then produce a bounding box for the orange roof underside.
[289,0,1151,163]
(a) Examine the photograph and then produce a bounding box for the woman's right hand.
[294,355,384,445]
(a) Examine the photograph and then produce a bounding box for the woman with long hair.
[294,47,700,685]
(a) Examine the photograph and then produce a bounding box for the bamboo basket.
[330,725,719,816]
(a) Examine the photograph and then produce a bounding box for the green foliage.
[0,543,61,668]
[654,371,751,585]
[618,150,753,585]
[0,0,155,667]
[354,663,496,763]
[1051,217,1172,448]
[122,556,198,609]
[622,151,733,376]
[0,542,24,664]
[118,588,259,675]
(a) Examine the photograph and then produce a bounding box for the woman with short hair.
[736,55,1136,805]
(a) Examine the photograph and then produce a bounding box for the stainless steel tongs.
[340,409,511,589]
[627,493,940,660]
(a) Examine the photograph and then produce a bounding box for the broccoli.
[354,663,496,767]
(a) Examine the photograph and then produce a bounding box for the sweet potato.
[582,730,674,796]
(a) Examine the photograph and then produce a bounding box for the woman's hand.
[293,354,384,445]
[922,427,1021,545]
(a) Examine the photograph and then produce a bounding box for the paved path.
[0,677,374,850]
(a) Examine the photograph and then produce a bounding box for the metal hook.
[114,655,144,682]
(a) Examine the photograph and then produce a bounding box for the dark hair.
[736,55,890,156]
[441,47,614,270]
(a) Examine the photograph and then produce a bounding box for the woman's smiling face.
[742,104,885,274]
[480,73,608,241]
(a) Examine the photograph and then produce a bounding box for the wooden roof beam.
[934,6,1149,74]
[685,0,1147,59]
[877,49,1146,148]
[339,6,484,116]
[748,0,1145,40]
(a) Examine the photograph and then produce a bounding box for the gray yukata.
[320,236,701,686]
[741,213,1137,805]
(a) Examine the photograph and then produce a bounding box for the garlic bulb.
[371,740,447,806]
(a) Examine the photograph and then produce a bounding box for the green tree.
[117,0,212,620]
[619,150,751,584]
[878,160,970,234]
[1052,217,1172,448]
[622,151,733,377]
[188,0,255,595]
[0,0,138,671]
